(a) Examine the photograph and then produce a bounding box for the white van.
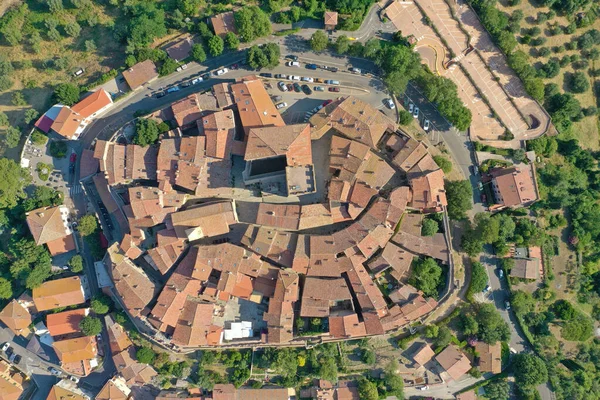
[215,68,229,76]
[286,61,300,67]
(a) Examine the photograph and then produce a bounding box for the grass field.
[496,0,600,149]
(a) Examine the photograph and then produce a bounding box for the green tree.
[474,212,500,244]
[0,5,26,46]
[5,126,21,148]
[79,316,102,336]
[421,218,438,236]
[474,303,511,344]
[68,255,84,273]
[0,159,30,208]
[54,83,80,106]
[84,39,96,53]
[552,299,576,320]
[78,214,98,236]
[569,71,590,93]
[334,35,350,54]
[433,155,452,173]
[511,290,535,316]
[11,92,26,107]
[225,32,239,50]
[46,0,64,13]
[136,347,156,364]
[468,262,488,298]
[133,118,160,146]
[91,295,112,314]
[409,257,443,297]
[358,378,378,400]
[127,3,167,50]
[24,109,39,125]
[435,326,452,348]
[383,359,404,398]
[318,356,338,381]
[0,76,14,92]
[485,379,510,400]
[361,348,376,364]
[177,0,203,16]
[64,21,81,37]
[234,6,271,42]
[513,354,548,389]
[0,112,9,126]
[425,324,439,338]
[446,180,473,220]
[208,35,224,57]
[273,348,298,380]
[26,264,51,289]
[561,315,593,341]
[0,278,12,299]
[191,44,206,63]
[363,38,381,59]
[310,30,329,52]
[159,58,178,76]
[398,110,413,125]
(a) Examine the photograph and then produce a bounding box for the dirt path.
[0,0,22,17]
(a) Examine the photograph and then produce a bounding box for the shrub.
[68,255,84,273]
[79,316,102,336]
[49,141,68,158]
[31,131,48,145]
[433,155,452,173]
[398,110,413,125]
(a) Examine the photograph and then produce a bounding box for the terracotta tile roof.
[435,345,472,381]
[122,60,158,91]
[306,255,350,277]
[392,138,428,172]
[388,283,421,304]
[171,93,217,127]
[299,203,333,230]
[33,276,85,312]
[0,300,31,336]
[392,227,450,265]
[510,258,539,280]
[47,308,88,337]
[324,11,338,26]
[79,149,98,179]
[106,243,158,317]
[51,107,82,139]
[293,235,310,274]
[126,144,158,181]
[26,205,71,246]
[457,391,477,400]
[256,203,301,230]
[96,376,131,400]
[241,225,298,268]
[408,156,447,210]
[172,299,221,347]
[329,312,366,338]
[212,385,292,400]
[245,124,312,166]
[490,166,537,207]
[311,97,396,147]
[105,315,132,355]
[329,135,370,182]
[300,276,352,317]
[46,385,86,400]
[120,234,143,260]
[53,336,97,364]
[71,89,112,119]
[212,83,234,108]
[210,12,237,37]
[355,153,395,191]
[230,77,285,134]
[112,346,157,386]
[146,228,186,275]
[389,186,411,215]
[157,136,205,185]
[94,142,125,185]
[170,201,237,240]
[45,234,77,256]
[413,342,435,365]
[475,341,501,373]
[0,373,23,400]
[164,37,194,61]
[199,109,236,159]
[345,255,388,318]
[263,269,299,343]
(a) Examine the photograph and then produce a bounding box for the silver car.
[276,102,288,109]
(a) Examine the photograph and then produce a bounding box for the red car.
[322,99,333,106]
[69,153,77,163]
[328,87,340,92]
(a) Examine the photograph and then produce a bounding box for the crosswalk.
[69,184,83,197]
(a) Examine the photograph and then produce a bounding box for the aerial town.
[0,0,592,398]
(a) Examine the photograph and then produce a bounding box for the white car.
[385,99,395,109]
[408,103,414,113]
[419,386,429,391]
[423,119,430,131]
[69,376,80,383]
[276,102,288,109]
[215,68,229,76]
[278,81,288,91]
[49,367,61,377]
[1,343,9,353]
[289,75,301,81]
[191,78,203,85]
[350,67,362,74]
[301,77,314,82]
[286,61,300,67]
[413,107,419,118]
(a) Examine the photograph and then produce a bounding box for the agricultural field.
[496,0,600,149]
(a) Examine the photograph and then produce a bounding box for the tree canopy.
[0,159,31,209]
[247,44,280,70]
[310,30,329,52]
[133,118,160,147]
[234,7,271,42]
[78,214,98,237]
[53,83,80,106]
[79,316,102,336]
[409,257,443,297]
[445,180,473,220]
[513,354,548,389]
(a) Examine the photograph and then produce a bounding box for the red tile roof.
[199,109,236,159]
[435,345,472,381]
[47,308,88,337]
[122,60,158,90]
[210,12,237,37]
[490,166,537,207]
[245,124,312,166]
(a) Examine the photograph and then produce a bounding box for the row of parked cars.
[407,102,431,131]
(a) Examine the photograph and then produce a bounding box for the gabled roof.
[47,308,88,337]
[0,300,31,336]
[435,345,472,381]
[170,201,237,240]
[413,342,435,366]
[230,77,285,133]
[490,165,537,207]
[26,206,70,245]
[96,376,131,400]
[71,89,112,119]
[475,341,501,373]
[210,11,237,37]
[46,385,87,400]
[164,37,194,61]
[105,315,132,355]
[51,107,82,139]
[199,109,236,159]
[52,336,97,364]
[245,124,312,166]
[171,93,217,127]
[122,59,159,90]
[172,299,222,347]
[32,276,85,312]
[300,276,353,317]
[112,346,158,386]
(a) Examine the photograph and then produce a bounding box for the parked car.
[69,376,80,383]
[289,75,301,81]
[505,301,511,310]
[473,165,479,175]
[324,80,339,85]
[12,354,20,365]
[408,103,414,113]
[301,84,313,95]
[323,99,333,106]
[483,284,491,293]
[70,153,77,163]
[286,55,299,61]
[498,269,504,278]
[278,81,288,91]
[276,102,288,109]
[155,91,166,98]
[301,77,314,82]
[413,106,419,118]
[1,343,10,353]
[423,119,430,131]
[230,63,239,69]
[181,81,192,88]
[329,87,340,92]
[349,67,362,74]
[314,86,325,91]
[202,73,211,80]
[478,182,483,191]
[322,65,338,72]
[260,73,273,78]
[286,61,300,67]
[191,77,203,85]
[306,63,318,70]
[272,95,283,102]
[215,68,229,76]
[293,83,301,92]
[385,99,395,109]
[49,367,61,377]
[275,74,286,79]
[166,86,180,93]
[286,83,294,91]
